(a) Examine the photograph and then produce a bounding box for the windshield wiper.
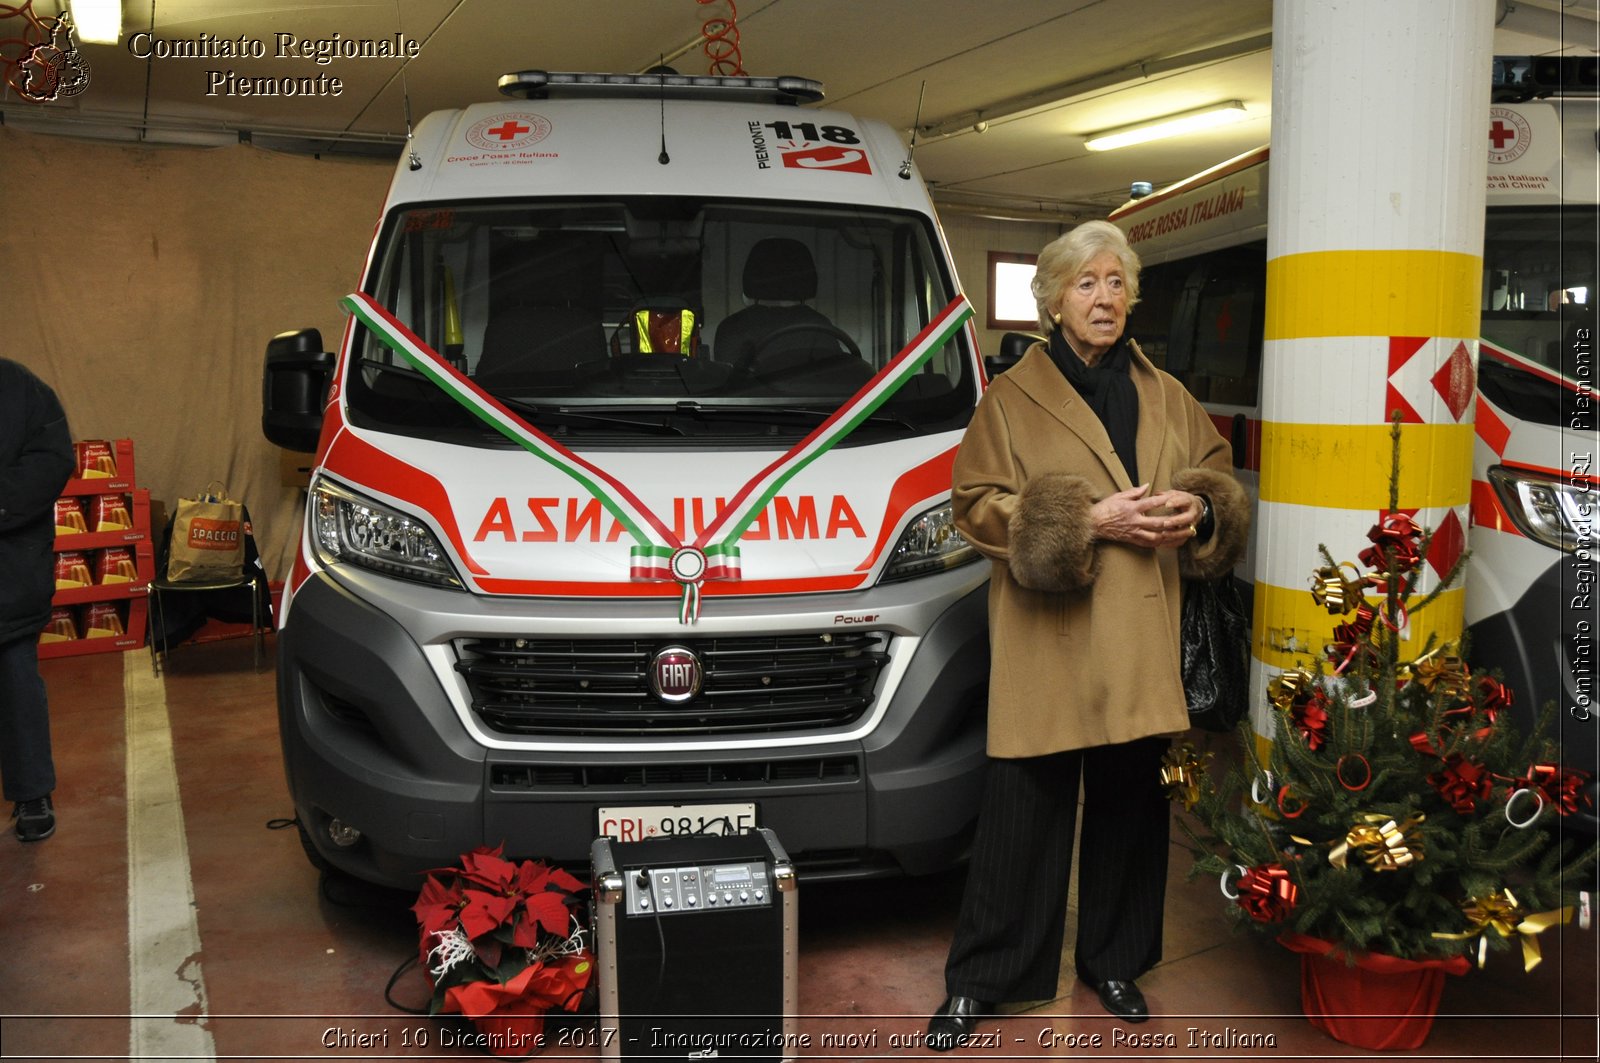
[673,401,921,433]
[498,398,687,435]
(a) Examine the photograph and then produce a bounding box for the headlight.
[1488,465,1593,553]
[879,502,979,583]
[310,478,463,587]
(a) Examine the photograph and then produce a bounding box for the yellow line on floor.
[123,653,216,1059]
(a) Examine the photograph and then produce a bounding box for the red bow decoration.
[1428,755,1494,815]
[1359,512,1423,578]
[1517,764,1593,816]
[1292,689,1331,751]
[1474,676,1512,720]
[1237,862,1299,923]
[1327,603,1379,673]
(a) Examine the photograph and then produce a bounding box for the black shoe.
[926,996,991,1052]
[14,796,54,843]
[1095,979,1148,1023]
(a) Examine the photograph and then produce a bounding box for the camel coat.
[953,341,1248,758]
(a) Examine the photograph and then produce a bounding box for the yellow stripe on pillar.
[1258,422,1475,509]
[1252,580,1466,674]
[1265,249,1481,341]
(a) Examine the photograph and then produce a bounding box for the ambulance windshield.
[1481,205,1596,377]
[346,198,977,442]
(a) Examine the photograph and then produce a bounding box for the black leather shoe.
[1095,980,1149,1023]
[926,996,990,1052]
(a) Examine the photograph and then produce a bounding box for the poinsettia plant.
[411,845,594,1022]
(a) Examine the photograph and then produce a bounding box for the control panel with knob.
[624,860,772,916]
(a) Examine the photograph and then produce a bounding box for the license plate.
[597,802,757,842]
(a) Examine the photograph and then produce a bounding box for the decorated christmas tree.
[1166,419,1595,971]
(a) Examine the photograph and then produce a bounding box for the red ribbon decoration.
[1517,764,1593,816]
[1359,512,1423,573]
[1327,603,1379,674]
[1293,689,1331,751]
[1237,862,1299,923]
[1428,755,1494,814]
[1474,676,1512,721]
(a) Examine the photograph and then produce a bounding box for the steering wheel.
[737,321,863,377]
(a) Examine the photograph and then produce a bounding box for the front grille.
[455,631,891,737]
[491,757,862,790]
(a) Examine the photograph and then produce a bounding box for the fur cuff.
[1173,466,1250,580]
[1008,473,1097,592]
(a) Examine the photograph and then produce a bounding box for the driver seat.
[713,238,838,370]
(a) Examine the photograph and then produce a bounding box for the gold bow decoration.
[1432,889,1572,971]
[1329,813,1425,872]
[1161,743,1211,811]
[1405,649,1472,701]
[1310,563,1367,615]
[1268,667,1316,713]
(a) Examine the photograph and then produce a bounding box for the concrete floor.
[3,638,1597,1061]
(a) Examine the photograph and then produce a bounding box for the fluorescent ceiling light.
[1083,101,1247,152]
[68,0,122,44]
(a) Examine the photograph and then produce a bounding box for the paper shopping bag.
[166,482,245,582]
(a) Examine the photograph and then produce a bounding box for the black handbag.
[1180,576,1251,732]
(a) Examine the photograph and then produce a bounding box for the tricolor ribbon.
[342,291,974,622]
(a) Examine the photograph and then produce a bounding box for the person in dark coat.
[0,359,75,842]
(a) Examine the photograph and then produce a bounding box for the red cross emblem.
[464,113,554,152]
[487,120,530,141]
[1488,120,1516,151]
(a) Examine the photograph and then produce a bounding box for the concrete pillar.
[1252,0,1495,736]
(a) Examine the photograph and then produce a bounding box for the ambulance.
[1108,59,1598,830]
[260,71,990,887]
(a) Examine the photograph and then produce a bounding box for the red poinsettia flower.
[413,843,592,1021]
[411,874,465,965]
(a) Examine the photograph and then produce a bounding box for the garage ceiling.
[2,0,1594,222]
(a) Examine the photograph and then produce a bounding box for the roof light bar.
[498,70,824,105]
[1492,55,1600,102]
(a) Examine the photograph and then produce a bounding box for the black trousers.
[0,635,56,803]
[943,736,1171,1003]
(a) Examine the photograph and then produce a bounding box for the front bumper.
[276,567,990,888]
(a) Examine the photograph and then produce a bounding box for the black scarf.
[1047,330,1140,484]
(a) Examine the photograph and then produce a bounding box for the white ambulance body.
[262,72,990,887]
[1108,84,1598,830]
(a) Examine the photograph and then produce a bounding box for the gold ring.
[1189,525,1198,537]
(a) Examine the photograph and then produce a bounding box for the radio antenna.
[396,0,421,170]
[657,56,670,165]
[899,80,926,180]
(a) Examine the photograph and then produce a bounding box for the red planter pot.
[1280,933,1472,1051]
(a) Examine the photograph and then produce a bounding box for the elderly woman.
[926,220,1247,1049]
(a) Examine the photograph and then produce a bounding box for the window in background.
[987,251,1039,330]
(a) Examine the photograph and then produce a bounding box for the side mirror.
[262,328,334,453]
